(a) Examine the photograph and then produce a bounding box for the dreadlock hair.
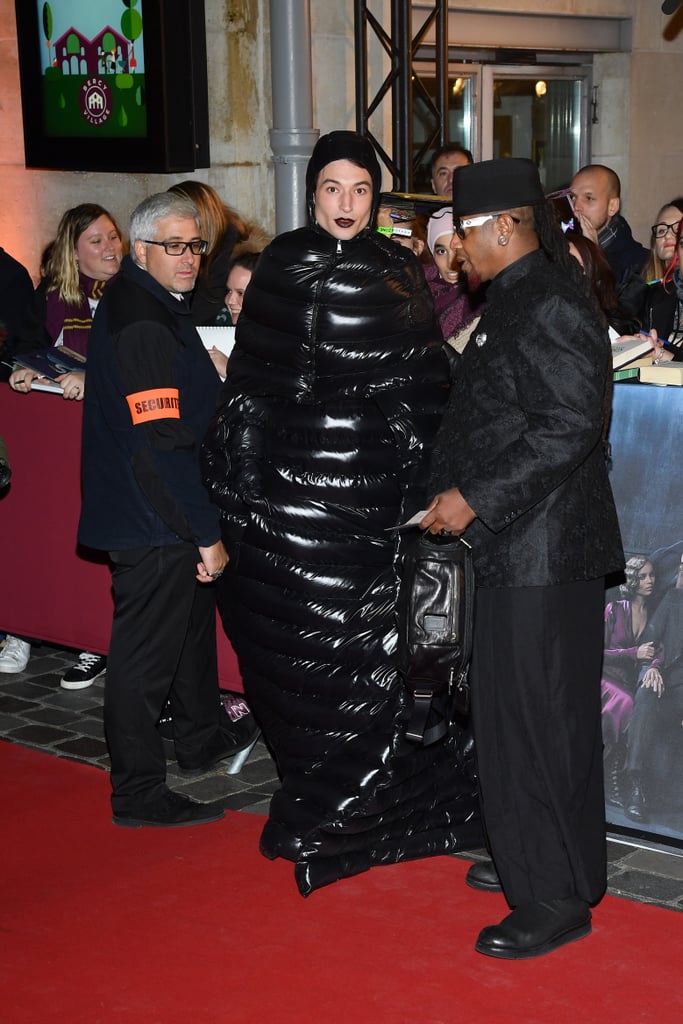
[533,198,577,278]
[532,198,614,459]
[531,196,603,311]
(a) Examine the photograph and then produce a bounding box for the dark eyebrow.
[320,176,372,188]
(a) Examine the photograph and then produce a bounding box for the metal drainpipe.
[269,0,319,234]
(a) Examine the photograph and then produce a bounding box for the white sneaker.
[0,636,31,674]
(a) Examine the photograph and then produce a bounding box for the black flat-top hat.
[452,158,545,218]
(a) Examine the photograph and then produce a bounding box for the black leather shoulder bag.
[397,532,475,746]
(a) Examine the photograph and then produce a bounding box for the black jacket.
[640,279,683,358]
[601,214,649,286]
[204,225,480,894]
[430,249,624,588]
[0,248,35,377]
[79,256,221,551]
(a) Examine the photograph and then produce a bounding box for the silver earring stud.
[498,235,508,246]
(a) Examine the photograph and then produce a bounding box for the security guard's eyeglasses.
[143,239,208,256]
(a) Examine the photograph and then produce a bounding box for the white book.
[30,379,64,394]
[196,325,236,360]
[611,335,654,370]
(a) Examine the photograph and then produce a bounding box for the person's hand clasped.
[196,539,229,584]
[419,488,476,536]
[56,370,85,401]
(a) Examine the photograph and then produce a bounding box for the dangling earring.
[498,235,508,246]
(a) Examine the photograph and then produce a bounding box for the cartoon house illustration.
[52,25,130,76]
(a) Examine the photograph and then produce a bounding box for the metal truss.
[354,0,449,190]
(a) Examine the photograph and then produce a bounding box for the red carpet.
[1,741,682,1024]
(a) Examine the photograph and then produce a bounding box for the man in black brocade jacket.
[421,159,624,961]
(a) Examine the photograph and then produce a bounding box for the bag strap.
[405,688,448,745]
[405,664,470,745]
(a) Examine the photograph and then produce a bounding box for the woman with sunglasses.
[639,199,683,343]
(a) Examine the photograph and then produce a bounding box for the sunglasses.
[454,213,520,239]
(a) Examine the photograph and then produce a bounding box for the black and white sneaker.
[61,652,107,690]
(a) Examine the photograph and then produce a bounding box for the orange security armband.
[126,388,180,424]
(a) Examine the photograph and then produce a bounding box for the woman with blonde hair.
[4,202,122,688]
[639,198,683,341]
[168,180,268,325]
[9,203,123,400]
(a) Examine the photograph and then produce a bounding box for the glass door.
[481,65,591,192]
[412,63,480,192]
[411,61,590,193]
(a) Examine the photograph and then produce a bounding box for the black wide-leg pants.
[470,579,606,908]
[105,543,219,813]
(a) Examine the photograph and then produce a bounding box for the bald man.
[569,164,648,286]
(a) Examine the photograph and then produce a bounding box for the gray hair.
[129,192,200,266]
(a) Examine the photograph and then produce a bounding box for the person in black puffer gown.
[203,130,481,896]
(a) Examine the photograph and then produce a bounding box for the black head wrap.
[305,131,381,226]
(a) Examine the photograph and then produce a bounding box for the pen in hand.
[638,330,677,352]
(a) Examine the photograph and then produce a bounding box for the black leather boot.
[466,858,503,893]
[625,774,647,822]
[475,898,591,960]
[604,759,623,808]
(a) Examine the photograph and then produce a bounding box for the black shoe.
[60,652,107,690]
[466,859,503,893]
[112,789,226,829]
[625,777,647,822]
[475,898,591,960]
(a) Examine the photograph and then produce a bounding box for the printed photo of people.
[604,383,683,843]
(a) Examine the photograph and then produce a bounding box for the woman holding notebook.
[8,203,123,400]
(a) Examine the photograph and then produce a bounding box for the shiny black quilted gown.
[203,224,481,894]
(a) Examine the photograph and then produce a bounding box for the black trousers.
[105,543,220,813]
[470,579,606,908]
[625,681,683,774]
